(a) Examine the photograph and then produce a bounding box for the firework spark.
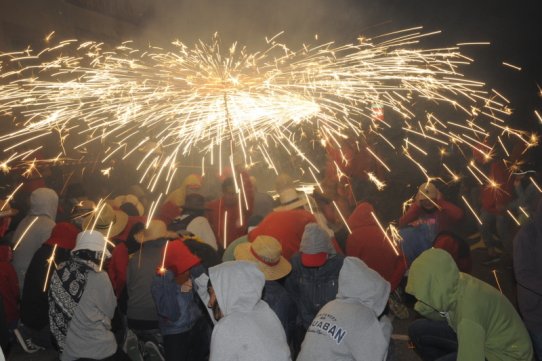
[0,29,537,230]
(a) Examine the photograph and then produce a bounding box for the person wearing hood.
[0,238,18,350]
[48,230,126,361]
[12,187,58,291]
[346,202,406,292]
[234,235,296,344]
[407,248,533,361]
[346,202,409,320]
[399,182,463,265]
[0,199,19,336]
[16,222,79,352]
[513,199,542,359]
[297,257,392,361]
[207,261,291,361]
[285,223,344,354]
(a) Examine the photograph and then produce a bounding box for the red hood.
[0,245,12,262]
[347,202,376,229]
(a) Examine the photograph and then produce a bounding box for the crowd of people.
[0,150,541,361]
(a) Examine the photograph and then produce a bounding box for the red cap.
[162,240,200,276]
[45,222,80,250]
[301,252,328,267]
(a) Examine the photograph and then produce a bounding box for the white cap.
[72,230,111,257]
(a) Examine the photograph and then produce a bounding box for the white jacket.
[209,261,291,361]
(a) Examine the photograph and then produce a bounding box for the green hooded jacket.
[406,248,533,361]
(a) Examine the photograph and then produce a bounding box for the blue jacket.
[150,270,202,335]
[263,280,296,343]
[285,253,344,329]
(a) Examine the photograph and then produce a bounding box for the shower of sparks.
[518,206,530,219]
[13,217,39,250]
[223,210,228,249]
[333,200,352,234]
[530,177,542,193]
[43,243,58,292]
[99,221,113,271]
[506,209,521,226]
[492,269,503,293]
[0,28,538,224]
[366,172,386,190]
[461,195,482,225]
[370,211,399,256]
[159,240,169,275]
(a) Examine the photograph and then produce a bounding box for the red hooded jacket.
[0,245,19,324]
[346,203,406,291]
[249,209,317,260]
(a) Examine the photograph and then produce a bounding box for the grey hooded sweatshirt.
[297,257,392,361]
[209,261,291,361]
[13,187,58,290]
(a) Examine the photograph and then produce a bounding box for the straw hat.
[113,194,145,216]
[273,188,308,211]
[0,200,18,218]
[234,235,291,281]
[135,219,178,244]
[82,203,128,238]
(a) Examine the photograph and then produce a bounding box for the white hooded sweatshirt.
[13,187,58,290]
[208,261,291,361]
[297,257,392,361]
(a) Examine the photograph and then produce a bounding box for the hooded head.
[406,248,459,312]
[208,261,265,317]
[347,202,376,229]
[45,222,80,250]
[29,188,58,220]
[337,257,390,315]
[300,223,335,267]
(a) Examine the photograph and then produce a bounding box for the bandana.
[48,255,99,351]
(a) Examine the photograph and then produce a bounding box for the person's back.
[126,238,165,326]
[297,257,392,361]
[208,261,291,361]
[12,188,58,290]
[249,209,316,260]
[346,202,406,291]
[61,270,116,361]
[407,248,533,361]
[286,252,343,329]
[285,224,344,330]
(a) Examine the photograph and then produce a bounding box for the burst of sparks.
[0,30,531,184]
[0,29,538,231]
[461,195,482,225]
[13,216,39,250]
[492,269,503,293]
[159,240,169,275]
[43,243,58,292]
[370,211,399,256]
[333,200,352,234]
